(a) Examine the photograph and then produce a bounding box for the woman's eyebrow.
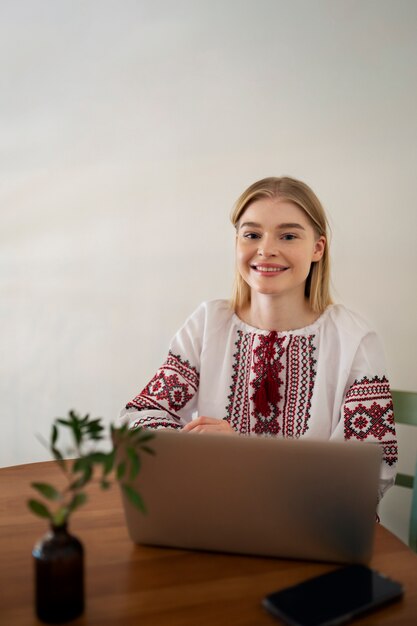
[239,221,261,229]
[239,221,306,230]
[277,222,306,231]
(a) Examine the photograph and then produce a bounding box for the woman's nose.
[258,236,277,257]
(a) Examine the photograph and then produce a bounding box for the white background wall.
[1,1,416,542]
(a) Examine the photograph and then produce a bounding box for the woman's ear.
[312,236,326,262]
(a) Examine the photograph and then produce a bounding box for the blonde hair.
[230,176,332,314]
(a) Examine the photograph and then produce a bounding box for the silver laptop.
[119,429,381,564]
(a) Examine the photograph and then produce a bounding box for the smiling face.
[236,197,325,302]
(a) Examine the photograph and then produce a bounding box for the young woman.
[119,177,397,499]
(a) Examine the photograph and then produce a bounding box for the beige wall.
[1,1,416,541]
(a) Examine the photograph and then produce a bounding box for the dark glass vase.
[33,523,84,624]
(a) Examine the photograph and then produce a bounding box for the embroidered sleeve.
[343,375,397,467]
[124,351,200,429]
[332,332,398,500]
[118,304,204,430]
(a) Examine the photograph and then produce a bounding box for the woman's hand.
[182,416,236,434]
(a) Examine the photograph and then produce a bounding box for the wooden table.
[1,461,416,625]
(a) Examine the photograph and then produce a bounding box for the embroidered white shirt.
[119,300,398,498]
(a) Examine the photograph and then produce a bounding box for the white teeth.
[254,266,286,272]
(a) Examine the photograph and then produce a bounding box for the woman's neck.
[238,292,320,332]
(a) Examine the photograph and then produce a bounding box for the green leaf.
[28,499,52,519]
[73,452,105,467]
[135,431,155,443]
[100,479,111,490]
[140,445,156,455]
[122,484,147,513]
[86,418,102,428]
[86,428,103,438]
[116,461,126,480]
[90,434,104,441]
[70,465,92,489]
[102,450,115,476]
[51,447,67,470]
[68,492,87,513]
[56,418,72,427]
[53,506,69,526]
[69,410,80,422]
[128,427,145,439]
[128,431,155,451]
[51,424,58,446]
[127,447,140,479]
[72,424,82,446]
[89,452,109,464]
[31,482,61,501]
[73,456,90,473]
[51,446,64,461]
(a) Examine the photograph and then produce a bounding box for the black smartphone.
[262,564,403,626]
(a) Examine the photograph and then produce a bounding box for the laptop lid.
[119,429,381,564]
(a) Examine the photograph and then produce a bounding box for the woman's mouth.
[250,264,289,275]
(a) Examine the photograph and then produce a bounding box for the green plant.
[28,410,154,526]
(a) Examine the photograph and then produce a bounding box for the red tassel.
[266,371,280,406]
[253,331,280,416]
[254,379,270,416]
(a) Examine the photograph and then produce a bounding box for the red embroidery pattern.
[344,376,397,466]
[226,331,255,434]
[226,331,317,436]
[251,333,285,435]
[283,335,317,437]
[132,416,182,430]
[127,352,199,419]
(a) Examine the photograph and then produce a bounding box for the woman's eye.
[281,233,297,241]
[242,232,261,240]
